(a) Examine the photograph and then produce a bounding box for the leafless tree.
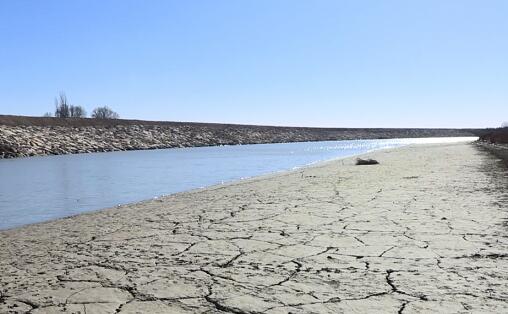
[69,105,87,118]
[53,93,87,118]
[54,93,70,118]
[91,106,119,119]
[43,112,52,117]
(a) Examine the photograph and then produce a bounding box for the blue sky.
[0,0,506,128]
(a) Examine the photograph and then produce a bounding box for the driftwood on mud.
[355,158,379,165]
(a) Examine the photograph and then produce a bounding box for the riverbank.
[1,142,508,313]
[0,115,480,158]
[476,142,508,166]
[477,128,508,166]
[479,127,508,144]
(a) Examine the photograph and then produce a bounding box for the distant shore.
[0,114,482,158]
[1,142,507,313]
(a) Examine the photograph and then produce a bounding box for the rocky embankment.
[478,127,508,144]
[477,128,508,165]
[0,115,480,158]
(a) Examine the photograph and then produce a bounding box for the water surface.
[0,137,476,229]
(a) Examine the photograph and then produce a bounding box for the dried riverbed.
[1,142,507,313]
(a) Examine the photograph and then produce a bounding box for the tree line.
[44,93,119,119]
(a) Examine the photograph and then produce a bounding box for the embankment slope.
[0,115,481,158]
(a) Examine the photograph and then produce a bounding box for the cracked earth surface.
[1,142,508,313]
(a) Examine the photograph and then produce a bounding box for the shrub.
[69,105,87,118]
[91,106,119,119]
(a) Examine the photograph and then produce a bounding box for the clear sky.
[0,0,506,128]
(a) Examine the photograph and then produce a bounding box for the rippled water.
[0,137,476,229]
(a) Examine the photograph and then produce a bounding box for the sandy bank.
[1,142,508,313]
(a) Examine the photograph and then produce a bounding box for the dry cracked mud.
[1,142,507,313]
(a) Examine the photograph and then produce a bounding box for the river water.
[0,137,476,230]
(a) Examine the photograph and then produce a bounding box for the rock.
[355,158,379,165]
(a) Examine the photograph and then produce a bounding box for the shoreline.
[0,142,397,232]
[1,142,508,313]
[475,141,508,166]
[0,135,476,162]
[1,140,471,232]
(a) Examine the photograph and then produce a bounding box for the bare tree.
[53,93,87,118]
[54,93,70,118]
[69,105,87,118]
[91,106,119,119]
[43,112,52,117]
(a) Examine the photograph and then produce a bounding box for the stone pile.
[0,123,476,158]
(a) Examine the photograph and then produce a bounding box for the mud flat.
[1,142,508,313]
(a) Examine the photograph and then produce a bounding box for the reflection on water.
[0,137,476,229]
